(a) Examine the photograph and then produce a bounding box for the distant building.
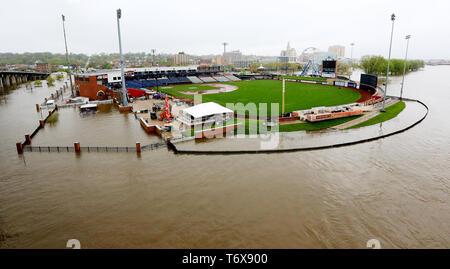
[199,58,213,65]
[232,59,258,68]
[173,52,190,66]
[224,50,243,64]
[328,45,345,58]
[216,55,231,65]
[35,62,52,73]
[313,51,338,63]
[278,42,297,63]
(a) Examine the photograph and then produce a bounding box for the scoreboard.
[360,74,378,92]
[322,60,337,78]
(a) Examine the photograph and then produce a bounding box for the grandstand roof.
[182,102,233,118]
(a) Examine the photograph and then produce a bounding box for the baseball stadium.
[73,63,406,139]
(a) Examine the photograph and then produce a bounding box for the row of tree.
[0,52,175,69]
[359,55,424,76]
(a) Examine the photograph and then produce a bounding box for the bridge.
[0,71,50,88]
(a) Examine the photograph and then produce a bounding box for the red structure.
[160,97,172,122]
[127,88,147,98]
[75,74,115,100]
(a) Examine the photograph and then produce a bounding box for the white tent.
[182,102,233,118]
[178,102,233,126]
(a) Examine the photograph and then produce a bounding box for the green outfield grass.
[280,75,328,82]
[161,80,361,116]
[279,115,362,132]
[183,115,363,137]
[348,101,406,129]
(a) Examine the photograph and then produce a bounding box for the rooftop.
[182,102,233,118]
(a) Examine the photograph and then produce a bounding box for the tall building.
[216,55,231,65]
[224,50,243,64]
[173,52,190,65]
[328,45,345,58]
[278,42,297,63]
[313,51,338,63]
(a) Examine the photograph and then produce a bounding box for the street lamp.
[116,9,128,107]
[381,13,396,112]
[400,35,411,100]
[61,14,75,97]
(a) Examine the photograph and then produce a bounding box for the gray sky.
[1,0,449,59]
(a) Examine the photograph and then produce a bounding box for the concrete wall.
[194,123,241,139]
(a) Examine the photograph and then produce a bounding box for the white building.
[328,45,345,58]
[173,52,190,65]
[278,42,298,63]
[178,102,233,127]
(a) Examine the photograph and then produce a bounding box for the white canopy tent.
[178,102,233,126]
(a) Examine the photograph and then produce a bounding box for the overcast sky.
[1,0,449,59]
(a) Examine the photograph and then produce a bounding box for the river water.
[0,66,449,248]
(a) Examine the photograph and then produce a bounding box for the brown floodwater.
[0,67,449,248]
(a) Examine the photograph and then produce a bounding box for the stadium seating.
[212,76,228,82]
[187,76,203,84]
[199,76,217,83]
[168,77,180,84]
[177,77,191,83]
[157,77,171,85]
[126,74,231,88]
[224,75,241,81]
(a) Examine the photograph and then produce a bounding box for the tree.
[360,55,424,76]
[46,76,55,86]
[360,55,387,76]
[100,61,112,69]
[337,62,350,75]
[34,80,42,87]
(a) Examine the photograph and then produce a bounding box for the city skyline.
[1,0,450,59]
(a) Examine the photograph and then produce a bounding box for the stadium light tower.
[400,35,411,100]
[350,43,355,79]
[61,14,75,97]
[222,42,228,71]
[116,8,128,107]
[382,13,396,112]
[151,49,156,66]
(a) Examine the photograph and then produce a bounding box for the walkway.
[332,98,399,130]
[171,98,428,154]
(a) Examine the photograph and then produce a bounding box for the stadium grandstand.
[74,65,246,100]
[187,76,203,84]
[198,76,217,83]
[224,74,241,81]
[212,76,229,82]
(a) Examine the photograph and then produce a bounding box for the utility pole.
[282,78,285,114]
[400,35,411,100]
[222,42,228,72]
[151,49,156,66]
[382,13,395,112]
[116,9,128,107]
[350,43,354,79]
[61,15,75,97]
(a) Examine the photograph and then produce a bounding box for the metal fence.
[23,142,166,153]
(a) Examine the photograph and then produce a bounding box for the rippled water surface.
[0,67,449,248]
